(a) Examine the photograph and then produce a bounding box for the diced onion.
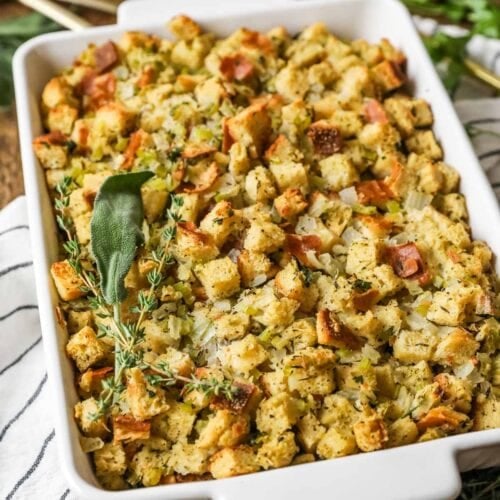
[213,300,232,312]
[361,344,381,364]
[79,436,104,453]
[341,226,364,245]
[339,186,358,206]
[454,361,475,379]
[227,248,241,263]
[404,191,433,211]
[250,274,268,287]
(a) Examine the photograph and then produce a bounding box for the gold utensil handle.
[18,0,91,30]
[464,58,500,92]
[58,0,118,15]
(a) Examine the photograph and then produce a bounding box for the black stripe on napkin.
[479,149,500,160]
[0,336,42,376]
[464,117,500,126]
[0,305,38,322]
[0,373,48,442]
[0,261,33,279]
[0,225,29,238]
[60,489,70,500]
[5,429,55,500]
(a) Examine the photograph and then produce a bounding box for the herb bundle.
[55,173,237,419]
[402,0,500,95]
[0,12,61,108]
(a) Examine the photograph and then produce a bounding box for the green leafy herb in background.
[91,171,154,305]
[402,0,500,95]
[0,12,61,108]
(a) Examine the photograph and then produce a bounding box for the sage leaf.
[91,171,154,304]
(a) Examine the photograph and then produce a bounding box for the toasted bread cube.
[51,260,86,301]
[436,161,460,193]
[412,99,433,126]
[176,193,201,223]
[225,102,271,155]
[405,130,442,160]
[319,394,358,427]
[244,166,277,204]
[197,410,249,449]
[174,222,219,263]
[274,188,307,219]
[260,369,287,396]
[319,154,359,192]
[433,329,479,367]
[285,347,336,396]
[269,162,308,194]
[237,250,274,288]
[244,220,285,253]
[82,171,111,202]
[42,76,77,109]
[140,185,168,223]
[387,417,419,447]
[427,286,478,326]
[200,201,242,247]
[372,60,405,93]
[46,104,78,135]
[215,312,250,341]
[125,367,169,420]
[129,446,167,487]
[66,326,108,372]
[155,347,194,378]
[93,443,127,476]
[228,142,251,177]
[274,260,304,301]
[171,37,212,70]
[168,442,210,475]
[33,140,68,170]
[353,412,388,452]
[195,77,228,110]
[282,319,317,349]
[317,427,357,458]
[345,239,381,275]
[94,103,136,137]
[67,310,93,334]
[74,212,92,244]
[168,14,201,41]
[256,393,300,435]
[224,334,268,375]
[209,445,259,479]
[67,187,92,220]
[275,65,309,102]
[257,431,298,469]
[297,412,326,453]
[196,257,240,301]
[393,330,437,364]
[151,401,196,442]
[75,397,109,438]
[473,398,500,431]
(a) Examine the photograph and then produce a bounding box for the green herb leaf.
[0,12,61,107]
[91,171,154,304]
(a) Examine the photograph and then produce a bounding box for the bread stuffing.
[36,15,500,490]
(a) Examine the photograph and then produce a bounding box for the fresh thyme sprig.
[145,361,238,401]
[131,194,184,335]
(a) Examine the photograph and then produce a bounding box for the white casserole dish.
[13,0,500,498]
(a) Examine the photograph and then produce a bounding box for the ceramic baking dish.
[13,0,500,498]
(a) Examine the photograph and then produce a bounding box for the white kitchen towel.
[0,98,498,500]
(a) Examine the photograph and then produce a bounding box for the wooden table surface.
[0,1,115,209]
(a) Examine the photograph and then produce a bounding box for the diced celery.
[386,200,401,214]
[352,204,378,215]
